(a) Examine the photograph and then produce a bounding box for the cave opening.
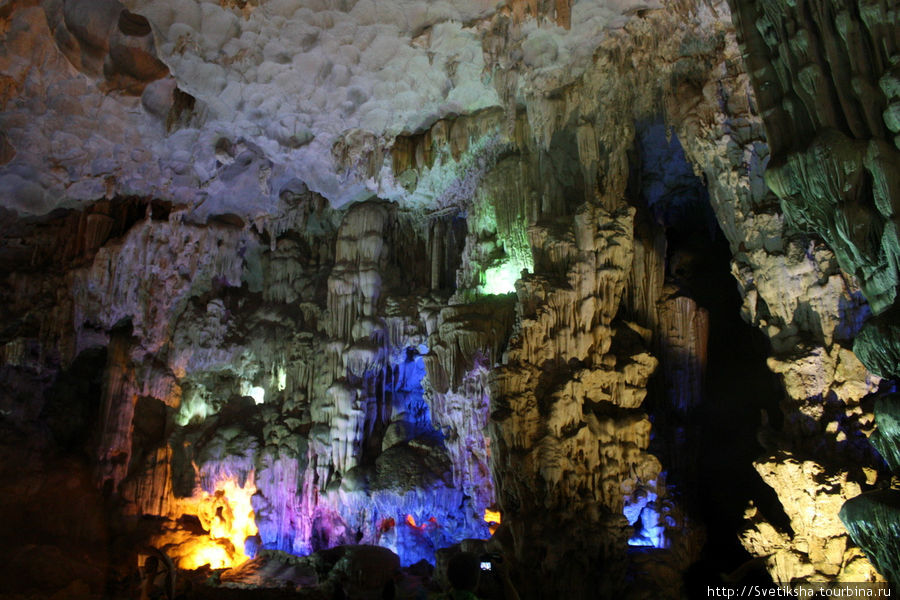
[626,119,790,580]
[0,345,111,595]
[41,347,108,455]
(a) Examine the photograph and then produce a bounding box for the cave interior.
[1,0,899,598]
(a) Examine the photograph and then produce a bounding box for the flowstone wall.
[724,0,900,586]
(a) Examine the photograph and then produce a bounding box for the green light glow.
[483,261,525,295]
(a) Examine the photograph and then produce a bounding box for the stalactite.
[491,200,667,597]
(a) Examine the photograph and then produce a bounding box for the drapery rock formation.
[729,1,900,374]
[1,0,898,597]
[841,393,900,586]
[724,0,900,587]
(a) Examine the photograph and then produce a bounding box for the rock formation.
[841,393,900,586]
[722,0,899,587]
[1,0,898,597]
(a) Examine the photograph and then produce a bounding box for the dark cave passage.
[0,346,111,596]
[686,213,792,585]
[627,120,790,587]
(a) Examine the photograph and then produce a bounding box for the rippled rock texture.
[730,0,900,378]
[725,0,899,586]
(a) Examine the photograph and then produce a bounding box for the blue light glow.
[624,487,668,549]
[251,344,491,567]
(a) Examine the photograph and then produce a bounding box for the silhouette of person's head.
[143,555,159,577]
[446,552,480,592]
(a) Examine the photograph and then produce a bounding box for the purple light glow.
[239,347,494,565]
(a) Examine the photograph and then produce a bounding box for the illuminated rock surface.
[841,394,900,586]
[0,0,898,597]
[723,0,900,586]
[841,490,900,587]
[869,394,900,473]
[728,0,900,380]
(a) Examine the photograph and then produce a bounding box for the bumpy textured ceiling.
[0,0,655,216]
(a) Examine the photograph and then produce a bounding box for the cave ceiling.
[0,0,658,216]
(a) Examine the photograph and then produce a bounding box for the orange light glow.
[379,517,396,532]
[404,514,439,532]
[156,474,258,570]
[483,508,501,535]
[178,539,231,571]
